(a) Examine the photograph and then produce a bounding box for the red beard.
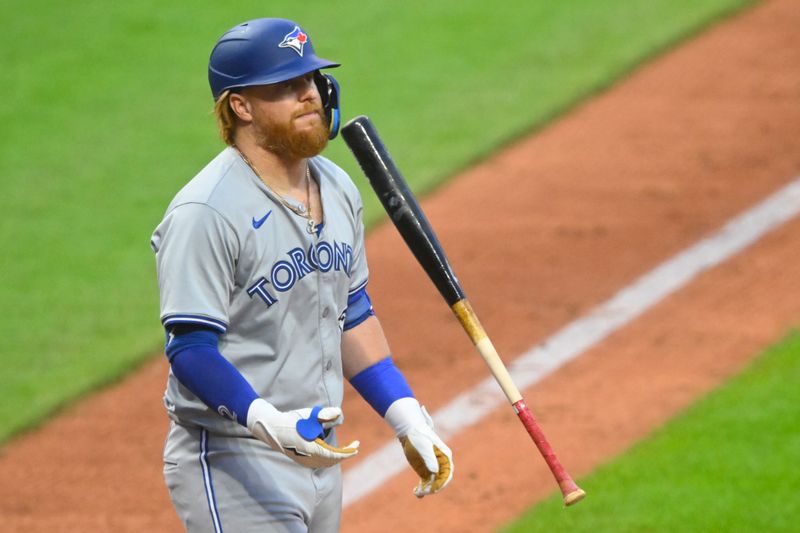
[254,106,329,159]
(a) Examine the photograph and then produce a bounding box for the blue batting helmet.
[209,18,342,138]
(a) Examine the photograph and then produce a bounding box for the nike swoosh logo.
[252,211,272,229]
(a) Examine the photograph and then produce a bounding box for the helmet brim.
[216,56,340,96]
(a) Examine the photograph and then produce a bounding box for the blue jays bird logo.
[279,26,309,57]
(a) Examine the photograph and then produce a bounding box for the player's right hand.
[246,398,360,468]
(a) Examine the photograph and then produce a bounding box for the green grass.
[0,0,755,443]
[501,331,800,532]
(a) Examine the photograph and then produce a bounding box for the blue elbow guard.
[166,328,258,427]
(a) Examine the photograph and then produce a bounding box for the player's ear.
[228,92,253,122]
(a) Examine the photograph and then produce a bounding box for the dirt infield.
[1,0,798,531]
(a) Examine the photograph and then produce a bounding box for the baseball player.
[151,18,453,532]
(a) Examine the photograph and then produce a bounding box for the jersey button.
[322,307,330,318]
[326,360,332,371]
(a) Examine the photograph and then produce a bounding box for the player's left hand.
[385,397,453,497]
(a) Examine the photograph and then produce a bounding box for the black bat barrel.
[341,115,465,306]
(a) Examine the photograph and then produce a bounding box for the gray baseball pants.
[163,422,342,533]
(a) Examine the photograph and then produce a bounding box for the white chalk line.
[343,177,800,507]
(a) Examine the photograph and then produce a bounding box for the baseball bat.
[341,115,585,506]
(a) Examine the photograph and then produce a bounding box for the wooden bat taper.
[341,115,585,506]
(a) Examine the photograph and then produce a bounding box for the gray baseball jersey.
[151,146,368,437]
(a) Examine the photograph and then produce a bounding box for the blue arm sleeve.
[344,287,375,331]
[166,328,258,427]
[348,356,414,417]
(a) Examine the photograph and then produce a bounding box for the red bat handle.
[513,399,586,506]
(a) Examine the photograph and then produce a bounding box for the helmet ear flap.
[315,72,341,140]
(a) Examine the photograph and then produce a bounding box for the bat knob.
[563,488,586,506]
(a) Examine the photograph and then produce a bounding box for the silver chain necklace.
[235,147,317,235]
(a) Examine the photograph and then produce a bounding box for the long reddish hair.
[214,90,237,146]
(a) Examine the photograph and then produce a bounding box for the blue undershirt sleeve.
[165,327,258,427]
[344,287,374,331]
[348,356,414,417]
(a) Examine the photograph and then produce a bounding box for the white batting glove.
[246,398,360,468]
[385,397,454,498]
